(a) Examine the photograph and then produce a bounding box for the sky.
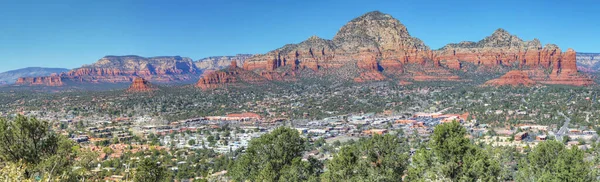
[1,0,599,72]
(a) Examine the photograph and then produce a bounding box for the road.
[555,111,570,142]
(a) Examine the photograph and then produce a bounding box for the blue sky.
[1,0,598,72]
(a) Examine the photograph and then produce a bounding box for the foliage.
[229,127,314,181]
[321,134,409,182]
[516,140,594,181]
[406,121,501,181]
[134,158,167,182]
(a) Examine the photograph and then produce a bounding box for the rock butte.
[127,77,158,92]
[15,11,594,88]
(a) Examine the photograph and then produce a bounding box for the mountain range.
[0,67,69,85]
[576,53,600,72]
[13,11,597,89]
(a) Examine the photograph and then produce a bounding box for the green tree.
[134,158,167,182]
[516,140,594,181]
[321,134,409,181]
[0,115,77,179]
[229,127,308,181]
[406,121,500,181]
[0,115,59,164]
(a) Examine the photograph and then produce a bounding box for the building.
[536,135,547,141]
[514,132,528,141]
[363,129,388,135]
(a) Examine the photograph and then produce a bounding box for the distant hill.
[577,53,600,72]
[0,67,69,85]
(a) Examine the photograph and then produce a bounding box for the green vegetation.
[407,121,500,181]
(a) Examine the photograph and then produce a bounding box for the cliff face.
[14,11,594,88]
[239,11,443,85]
[435,29,593,86]
[196,61,268,90]
[16,56,200,86]
[127,77,157,92]
[196,11,594,89]
[16,74,64,86]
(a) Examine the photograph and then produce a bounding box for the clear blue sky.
[1,0,598,72]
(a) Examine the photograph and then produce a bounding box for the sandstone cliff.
[435,29,593,86]
[196,11,594,89]
[196,61,269,90]
[237,11,444,85]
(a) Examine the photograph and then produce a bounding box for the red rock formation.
[484,70,536,86]
[15,74,63,86]
[127,77,157,92]
[354,71,386,82]
[441,59,461,70]
[196,70,239,90]
[196,62,270,90]
[436,29,593,86]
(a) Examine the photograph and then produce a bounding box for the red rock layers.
[15,74,63,86]
[127,77,157,92]
[196,61,270,90]
[436,29,594,86]
[484,70,536,86]
[17,56,199,86]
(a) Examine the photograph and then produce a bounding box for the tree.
[134,158,167,182]
[406,121,500,181]
[188,139,196,146]
[321,134,409,181]
[0,115,59,164]
[229,127,307,181]
[0,115,77,179]
[516,140,594,181]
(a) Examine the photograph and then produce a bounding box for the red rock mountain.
[196,11,593,89]
[435,29,593,86]
[127,77,158,92]
[14,11,594,88]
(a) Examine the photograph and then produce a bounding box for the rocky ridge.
[14,11,594,88]
[435,29,593,86]
[200,11,592,88]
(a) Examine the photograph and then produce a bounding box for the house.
[514,132,528,141]
[363,129,388,135]
[395,120,416,125]
[536,135,547,141]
